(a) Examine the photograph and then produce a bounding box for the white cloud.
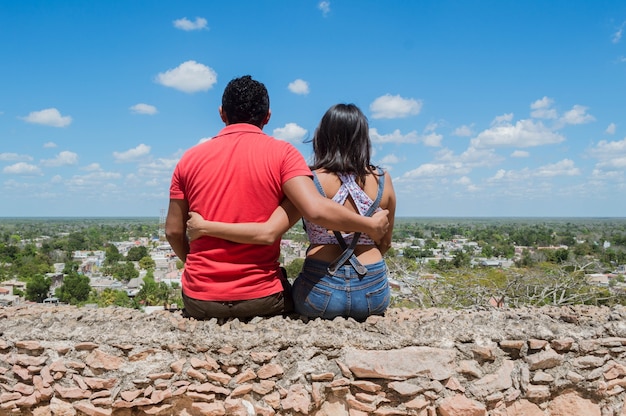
[401,162,470,179]
[422,132,443,147]
[535,159,580,177]
[530,96,557,119]
[591,137,626,157]
[2,179,27,190]
[3,162,42,175]
[379,154,400,165]
[559,105,595,125]
[590,137,626,169]
[155,61,217,93]
[490,169,507,181]
[436,147,503,168]
[453,125,473,137]
[487,168,527,182]
[113,144,151,162]
[369,94,422,119]
[491,113,514,126]
[488,159,580,182]
[0,153,32,162]
[471,119,565,148]
[455,176,472,186]
[198,137,212,144]
[83,163,102,171]
[591,169,624,180]
[597,156,626,169]
[43,142,57,148]
[606,123,616,135]
[66,171,123,187]
[50,175,62,183]
[138,158,179,176]
[288,79,309,95]
[130,103,158,115]
[41,151,79,167]
[318,1,330,16]
[398,145,502,182]
[21,108,72,127]
[612,22,624,44]
[173,17,208,31]
[369,128,419,144]
[511,150,529,158]
[273,123,308,142]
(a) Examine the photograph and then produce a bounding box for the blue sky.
[1,1,626,218]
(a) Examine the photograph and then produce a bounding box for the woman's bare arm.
[186,198,301,245]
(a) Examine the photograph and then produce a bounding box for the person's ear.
[219,106,228,124]
[262,109,271,126]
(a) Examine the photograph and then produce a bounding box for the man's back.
[170,123,311,302]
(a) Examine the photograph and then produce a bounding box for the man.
[166,75,389,320]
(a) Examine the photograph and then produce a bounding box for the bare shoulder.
[313,169,340,195]
[381,171,396,210]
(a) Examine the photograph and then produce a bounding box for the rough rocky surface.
[1,303,625,415]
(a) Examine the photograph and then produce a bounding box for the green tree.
[452,250,471,268]
[63,261,80,275]
[26,274,51,303]
[515,249,536,268]
[127,246,149,261]
[93,288,132,308]
[102,261,139,282]
[104,244,122,266]
[432,258,453,272]
[543,248,570,264]
[0,243,19,263]
[284,258,305,279]
[14,244,53,279]
[136,272,169,306]
[481,244,494,258]
[403,247,420,259]
[138,256,156,270]
[66,232,88,253]
[55,272,91,305]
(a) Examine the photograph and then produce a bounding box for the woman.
[187,103,396,321]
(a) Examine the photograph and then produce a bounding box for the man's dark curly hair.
[221,75,270,128]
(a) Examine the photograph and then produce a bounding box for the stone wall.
[1,304,625,415]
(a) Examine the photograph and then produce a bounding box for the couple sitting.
[166,75,396,322]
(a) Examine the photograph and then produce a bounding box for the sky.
[1,1,626,218]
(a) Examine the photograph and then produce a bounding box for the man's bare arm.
[165,199,190,262]
[282,176,389,242]
[377,172,397,255]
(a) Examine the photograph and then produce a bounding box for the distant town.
[1,217,625,309]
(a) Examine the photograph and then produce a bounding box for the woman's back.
[305,168,395,265]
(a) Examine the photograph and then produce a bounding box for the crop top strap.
[327,168,386,277]
[366,168,385,216]
[311,171,326,197]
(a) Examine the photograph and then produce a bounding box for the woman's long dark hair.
[310,104,378,185]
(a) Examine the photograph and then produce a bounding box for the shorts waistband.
[302,257,386,278]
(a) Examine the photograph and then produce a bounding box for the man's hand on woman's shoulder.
[369,209,390,243]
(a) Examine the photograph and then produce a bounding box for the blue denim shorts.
[292,257,390,321]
